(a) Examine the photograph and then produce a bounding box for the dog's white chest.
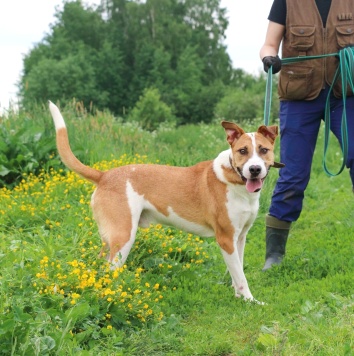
[225,186,259,230]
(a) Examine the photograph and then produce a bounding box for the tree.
[19,0,232,124]
[21,47,105,108]
[20,1,108,109]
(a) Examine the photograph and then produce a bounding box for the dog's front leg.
[221,249,254,301]
[217,232,254,301]
[234,232,247,297]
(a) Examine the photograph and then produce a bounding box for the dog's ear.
[257,125,279,144]
[221,121,245,146]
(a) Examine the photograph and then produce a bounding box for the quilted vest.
[278,0,354,100]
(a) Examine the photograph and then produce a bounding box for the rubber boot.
[262,214,291,271]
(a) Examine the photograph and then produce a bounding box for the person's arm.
[260,21,285,73]
[260,21,285,58]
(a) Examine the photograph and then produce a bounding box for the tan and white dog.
[49,101,283,302]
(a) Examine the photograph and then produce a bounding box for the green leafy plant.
[0,117,60,187]
[215,88,263,122]
[127,87,176,131]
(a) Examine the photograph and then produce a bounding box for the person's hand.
[262,55,282,74]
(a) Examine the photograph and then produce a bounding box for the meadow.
[0,105,353,355]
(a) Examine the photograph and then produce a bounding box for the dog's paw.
[252,299,266,306]
[232,285,265,304]
[246,298,266,305]
[240,295,266,305]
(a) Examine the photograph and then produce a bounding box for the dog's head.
[221,121,284,193]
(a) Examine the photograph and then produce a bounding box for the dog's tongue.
[246,179,263,193]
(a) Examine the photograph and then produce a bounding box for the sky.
[0,0,273,112]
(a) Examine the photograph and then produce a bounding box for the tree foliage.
[215,70,279,123]
[19,0,233,124]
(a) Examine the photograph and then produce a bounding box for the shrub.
[127,88,176,131]
[214,89,263,123]
[0,114,60,187]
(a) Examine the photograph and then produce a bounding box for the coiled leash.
[264,47,353,176]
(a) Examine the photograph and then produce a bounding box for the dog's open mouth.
[236,167,264,193]
[245,178,263,193]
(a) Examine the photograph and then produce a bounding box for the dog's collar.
[229,156,246,181]
[229,155,237,173]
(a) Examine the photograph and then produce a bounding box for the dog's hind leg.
[97,215,139,269]
[95,213,138,269]
[108,231,137,269]
[91,186,141,269]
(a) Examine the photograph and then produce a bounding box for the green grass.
[0,107,353,355]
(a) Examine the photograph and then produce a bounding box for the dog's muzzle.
[236,165,264,193]
[229,156,268,193]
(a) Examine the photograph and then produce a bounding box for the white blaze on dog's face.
[222,122,278,193]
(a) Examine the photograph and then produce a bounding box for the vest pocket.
[336,25,354,48]
[290,26,315,51]
[279,66,314,100]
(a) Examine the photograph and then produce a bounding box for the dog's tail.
[48,101,103,184]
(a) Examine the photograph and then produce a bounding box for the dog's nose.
[249,165,262,176]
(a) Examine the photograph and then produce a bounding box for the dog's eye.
[239,148,248,155]
[260,148,269,155]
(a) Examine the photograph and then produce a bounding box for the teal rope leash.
[264,69,273,127]
[264,47,353,177]
[323,48,353,176]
